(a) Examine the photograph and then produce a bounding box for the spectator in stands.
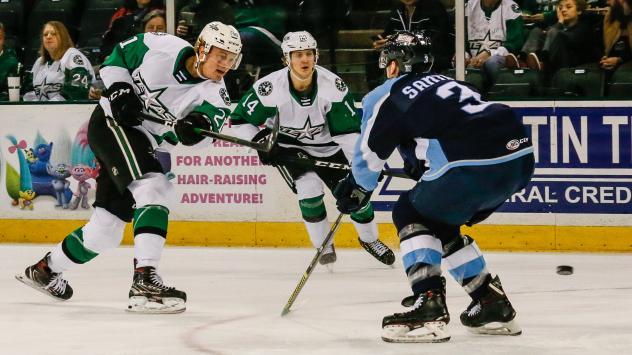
[464,0,526,85]
[142,9,167,33]
[368,0,453,88]
[176,0,234,43]
[520,0,560,57]
[526,0,601,75]
[175,0,288,98]
[100,0,164,61]
[23,21,94,101]
[0,22,19,98]
[600,0,632,74]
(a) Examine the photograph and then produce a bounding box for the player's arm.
[352,98,404,191]
[328,91,361,161]
[175,101,231,147]
[229,86,277,140]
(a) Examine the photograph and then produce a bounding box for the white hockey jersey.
[99,32,231,150]
[230,66,359,158]
[466,0,523,57]
[23,47,94,101]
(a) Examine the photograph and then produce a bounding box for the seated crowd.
[0,0,630,101]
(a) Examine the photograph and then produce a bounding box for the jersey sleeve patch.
[335,77,347,92]
[219,87,231,106]
[257,81,273,96]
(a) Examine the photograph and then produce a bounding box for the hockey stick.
[281,213,344,316]
[138,111,280,153]
[274,154,412,179]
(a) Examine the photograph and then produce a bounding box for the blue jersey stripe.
[422,146,534,181]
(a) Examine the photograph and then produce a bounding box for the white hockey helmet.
[281,31,318,64]
[195,21,243,69]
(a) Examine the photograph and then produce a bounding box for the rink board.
[0,102,631,251]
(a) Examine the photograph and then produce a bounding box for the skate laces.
[467,302,482,317]
[147,268,174,290]
[46,273,68,294]
[366,240,388,256]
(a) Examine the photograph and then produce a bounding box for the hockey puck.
[556,265,574,275]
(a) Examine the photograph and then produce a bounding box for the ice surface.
[1,245,631,355]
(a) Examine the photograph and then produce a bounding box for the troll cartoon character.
[23,148,37,164]
[69,164,95,210]
[18,190,36,210]
[46,163,71,208]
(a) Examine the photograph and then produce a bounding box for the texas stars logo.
[219,88,230,106]
[132,72,177,122]
[280,116,323,140]
[469,32,501,55]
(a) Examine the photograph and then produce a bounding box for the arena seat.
[548,66,605,98]
[442,68,486,93]
[607,66,632,99]
[487,68,543,99]
[26,0,81,47]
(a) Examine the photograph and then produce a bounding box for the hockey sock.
[299,195,326,222]
[304,219,331,248]
[443,235,490,300]
[351,203,378,243]
[49,227,97,272]
[133,205,169,268]
[400,226,443,295]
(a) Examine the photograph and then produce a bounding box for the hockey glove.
[252,128,277,165]
[106,82,143,126]
[175,112,212,146]
[333,174,373,214]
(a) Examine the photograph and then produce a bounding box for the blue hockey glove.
[175,112,211,146]
[333,174,373,214]
[106,82,143,126]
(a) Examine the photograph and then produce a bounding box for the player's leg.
[15,108,131,301]
[294,171,336,265]
[317,151,395,265]
[85,110,185,313]
[411,160,532,336]
[380,191,450,343]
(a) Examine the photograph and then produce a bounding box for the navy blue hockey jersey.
[352,73,533,190]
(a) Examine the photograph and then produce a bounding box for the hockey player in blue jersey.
[333,31,534,342]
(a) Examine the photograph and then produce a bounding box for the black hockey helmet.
[378,31,433,74]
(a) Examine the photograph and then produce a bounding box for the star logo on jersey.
[258,81,273,96]
[469,32,501,56]
[133,72,177,122]
[280,116,323,140]
[34,76,61,100]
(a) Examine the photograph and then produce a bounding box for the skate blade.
[127,296,186,314]
[14,274,68,301]
[382,321,450,343]
[466,319,522,336]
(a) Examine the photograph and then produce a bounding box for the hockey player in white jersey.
[230,31,395,266]
[16,22,242,313]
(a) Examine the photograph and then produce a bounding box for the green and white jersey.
[99,32,231,150]
[466,0,525,57]
[230,66,359,158]
[23,47,94,101]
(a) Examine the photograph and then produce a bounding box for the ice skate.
[381,279,450,343]
[358,238,395,265]
[15,252,73,301]
[460,275,522,336]
[127,266,187,314]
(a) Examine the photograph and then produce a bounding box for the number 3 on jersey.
[435,81,492,114]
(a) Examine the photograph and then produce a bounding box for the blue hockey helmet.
[378,31,434,74]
